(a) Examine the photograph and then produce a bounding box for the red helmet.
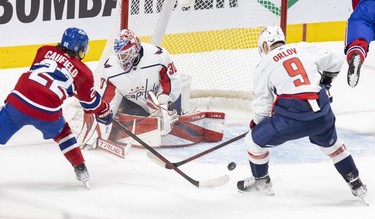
[113,29,141,72]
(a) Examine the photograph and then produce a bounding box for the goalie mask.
[258,26,285,57]
[61,27,89,60]
[114,29,142,72]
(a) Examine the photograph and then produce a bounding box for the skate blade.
[83,181,90,190]
[348,74,359,88]
[264,188,275,196]
[238,187,275,196]
[347,55,361,88]
[360,196,370,206]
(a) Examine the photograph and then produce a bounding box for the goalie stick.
[147,132,248,169]
[113,119,229,188]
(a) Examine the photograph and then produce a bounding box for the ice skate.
[347,53,363,88]
[345,171,368,206]
[74,163,90,189]
[237,175,274,195]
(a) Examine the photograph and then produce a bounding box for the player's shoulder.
[38,45,56,51]
[35,45,91,72]
[101,55,124,77]
[288,42,320,53]
[271,42,315,57]
[34,45,58,57]
[143,43,171,57]
[140,43,170,66]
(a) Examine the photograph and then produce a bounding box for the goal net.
[101,0,287,111]
[65,0,287,136]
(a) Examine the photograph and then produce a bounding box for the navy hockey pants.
[251,108,337,148]
[0,103,65,144]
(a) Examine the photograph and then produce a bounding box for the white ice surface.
[0,42,374,219]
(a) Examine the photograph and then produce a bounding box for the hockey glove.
[320,71,339,90]
[147,91,179,135]
[320,71,339,102]
[95,102,113,125]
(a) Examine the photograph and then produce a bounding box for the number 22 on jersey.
[28,59,74,99]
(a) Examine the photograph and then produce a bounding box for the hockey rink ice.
[0,42,374,218]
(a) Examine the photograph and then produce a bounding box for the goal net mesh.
[126,0,283,110]
[65,0,284,135]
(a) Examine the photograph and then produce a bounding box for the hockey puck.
[227,162,236,171]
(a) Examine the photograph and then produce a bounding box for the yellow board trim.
[0,21,347,69]
[0,40,106,69]
[286,21,347,43]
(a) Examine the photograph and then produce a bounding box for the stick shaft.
[113,120,201,187]
[172,132,247,168]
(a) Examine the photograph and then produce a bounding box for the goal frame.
[119,0,288,37]
[106,0,289,111]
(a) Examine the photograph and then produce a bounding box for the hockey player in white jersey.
[237,26,368,202]
[101,29,181,118]
[79,29,181,147]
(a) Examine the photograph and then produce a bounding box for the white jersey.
[99,43,181,114]
[252,42,343,124]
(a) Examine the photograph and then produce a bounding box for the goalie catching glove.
[95,102,113,125]
[146,91,179,136]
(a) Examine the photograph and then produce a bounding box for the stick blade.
[147,151,230,188]
[146,151,168,168]
[198,174,230,188]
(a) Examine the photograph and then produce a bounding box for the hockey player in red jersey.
[345,0,375,87]
[237,26,368,203]
[0,27,113,188]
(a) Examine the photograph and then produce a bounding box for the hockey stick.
[147,132,248,169]
[113,119,229,188]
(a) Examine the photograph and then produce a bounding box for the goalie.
[79,29,182,148]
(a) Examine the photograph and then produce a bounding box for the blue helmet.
[60,27,89,58]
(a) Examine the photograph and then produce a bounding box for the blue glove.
[95,102,113,125]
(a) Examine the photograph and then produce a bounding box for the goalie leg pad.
[97,138,130,158]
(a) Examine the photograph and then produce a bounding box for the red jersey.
[352,0,359,9]
[6,45,106,121]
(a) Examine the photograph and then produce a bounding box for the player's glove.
[320,71,339,102]
[147,91,179,135]
[320,71,339,90]
[95,102,113,125]
[250,120,256,130]
[156,93,179,124]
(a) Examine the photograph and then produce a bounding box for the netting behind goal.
[65,0,286,137]
[100,0,287,111]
